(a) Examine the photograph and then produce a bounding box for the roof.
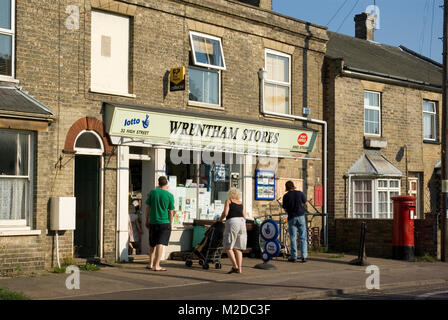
[0,86,53,117]
[348,150,402,177]
[326,31,442,88]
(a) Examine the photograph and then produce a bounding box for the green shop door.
[74,155,100,258]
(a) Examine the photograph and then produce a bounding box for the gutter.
[342,66,442,91]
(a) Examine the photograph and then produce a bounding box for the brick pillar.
[259,0,272,10]
[354,13,375,41]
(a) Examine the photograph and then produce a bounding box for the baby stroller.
[185,221,224,270]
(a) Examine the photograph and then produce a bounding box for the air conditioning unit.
[50,197,76,231]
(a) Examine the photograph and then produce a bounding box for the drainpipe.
[258,69,329,246]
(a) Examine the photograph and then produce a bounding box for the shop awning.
[103,102,320,159]
[0,86,54,132]
[347,150,402,177]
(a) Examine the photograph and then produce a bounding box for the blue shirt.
[282,190,307,219]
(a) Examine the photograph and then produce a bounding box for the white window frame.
[364,90,381,137]
[0,0,15,80]
[423,100,437,141]
[74,130,104,156]
[188,65,222,109]
[189,31,226,70]
[262,49,292,116]
[351,178,400,219]
[0,129,33,227]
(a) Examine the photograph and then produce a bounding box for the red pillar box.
[391,196,416,261]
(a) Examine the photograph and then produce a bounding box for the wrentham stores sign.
[103,103,318,158]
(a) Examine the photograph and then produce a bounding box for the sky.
[272,0,444,63]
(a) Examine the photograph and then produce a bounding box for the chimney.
[235,0,272,10]
[354,13,375,41]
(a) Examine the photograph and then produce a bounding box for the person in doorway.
[128,208,143,255]
[145,176,174,271]
[282,181,308,263]
[218,188,247,274]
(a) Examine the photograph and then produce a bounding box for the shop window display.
[166,150,243,225]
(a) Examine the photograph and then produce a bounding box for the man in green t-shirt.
[145,176,174,271]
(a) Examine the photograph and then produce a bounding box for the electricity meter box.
[50,197,76,231]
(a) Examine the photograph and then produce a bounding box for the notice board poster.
[255,170,275,200]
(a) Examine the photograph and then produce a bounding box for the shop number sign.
[259,219,281,263]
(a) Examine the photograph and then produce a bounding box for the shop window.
[263,49,291,115]
[0,129,34,226]
[0,0,15,78]
[188,31,225,108]
[352,178,400,219]
[423,100,438,141]
[166,150,243,225]
[364,91,381,136]
[91,10,131,96]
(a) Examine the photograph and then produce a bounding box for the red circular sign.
[297,133,308,146]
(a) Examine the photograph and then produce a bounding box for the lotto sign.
[260,219,279,241]
[259,219,281,263]
[297,133,308,146]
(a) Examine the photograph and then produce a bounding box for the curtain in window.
[264,83,289,114]
[0,178,27,220]
[423,113,435,139]
[266,53,289,83]
[188,67,219,105]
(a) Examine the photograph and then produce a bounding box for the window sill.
[423,140,440,145]
[89,88,136,99]
[0,228,41,236]
[188,101,223,111]
[0,76,19,84]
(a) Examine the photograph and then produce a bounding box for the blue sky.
[272,0,444,63]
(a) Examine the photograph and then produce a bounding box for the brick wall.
[415,213,438,257]
[0,0,327,272]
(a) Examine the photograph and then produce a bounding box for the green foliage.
[53,266,67,273]
[0,288,30,300]
[79,263,100,271]
[414,253,438,263]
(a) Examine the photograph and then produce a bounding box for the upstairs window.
[0,0,15,78]
[364,91,381,136]
[263,49,291,115]
[188,32,225,108]
[423,100,437,141]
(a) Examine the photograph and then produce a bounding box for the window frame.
[364,90,381,137]
[188,65,222,109]
[0,0,15,80]
[189,31,226,71]
[74,130,104,156]
[0,129,33,227]
[422,100,437,142]
[263,48,292,116]
[351,178,400,219]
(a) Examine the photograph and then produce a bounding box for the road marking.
[416,290,448,300]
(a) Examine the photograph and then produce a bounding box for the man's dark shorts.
[149,223,171,247]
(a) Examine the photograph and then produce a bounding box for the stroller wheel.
[215,263,222,269]
[199,260,204,266]
[185,260,193,267]
[202,263,209,270]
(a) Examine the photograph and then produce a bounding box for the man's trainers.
[301,258,307,263]
[288,257,297,262]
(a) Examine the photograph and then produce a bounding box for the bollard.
[349,222,370,266]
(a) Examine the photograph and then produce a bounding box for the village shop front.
[103,102,321,262]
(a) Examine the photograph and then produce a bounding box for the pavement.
[0,252,447,300]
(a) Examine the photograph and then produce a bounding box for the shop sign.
[105,106,318,157]
[170,67,185,91]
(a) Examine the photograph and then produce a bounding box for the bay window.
[352,178,400,219]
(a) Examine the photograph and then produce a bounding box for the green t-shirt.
[145,188,174,225]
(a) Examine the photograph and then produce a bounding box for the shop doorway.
[74,155,100,258]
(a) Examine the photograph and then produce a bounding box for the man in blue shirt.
[282,181,308,263]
